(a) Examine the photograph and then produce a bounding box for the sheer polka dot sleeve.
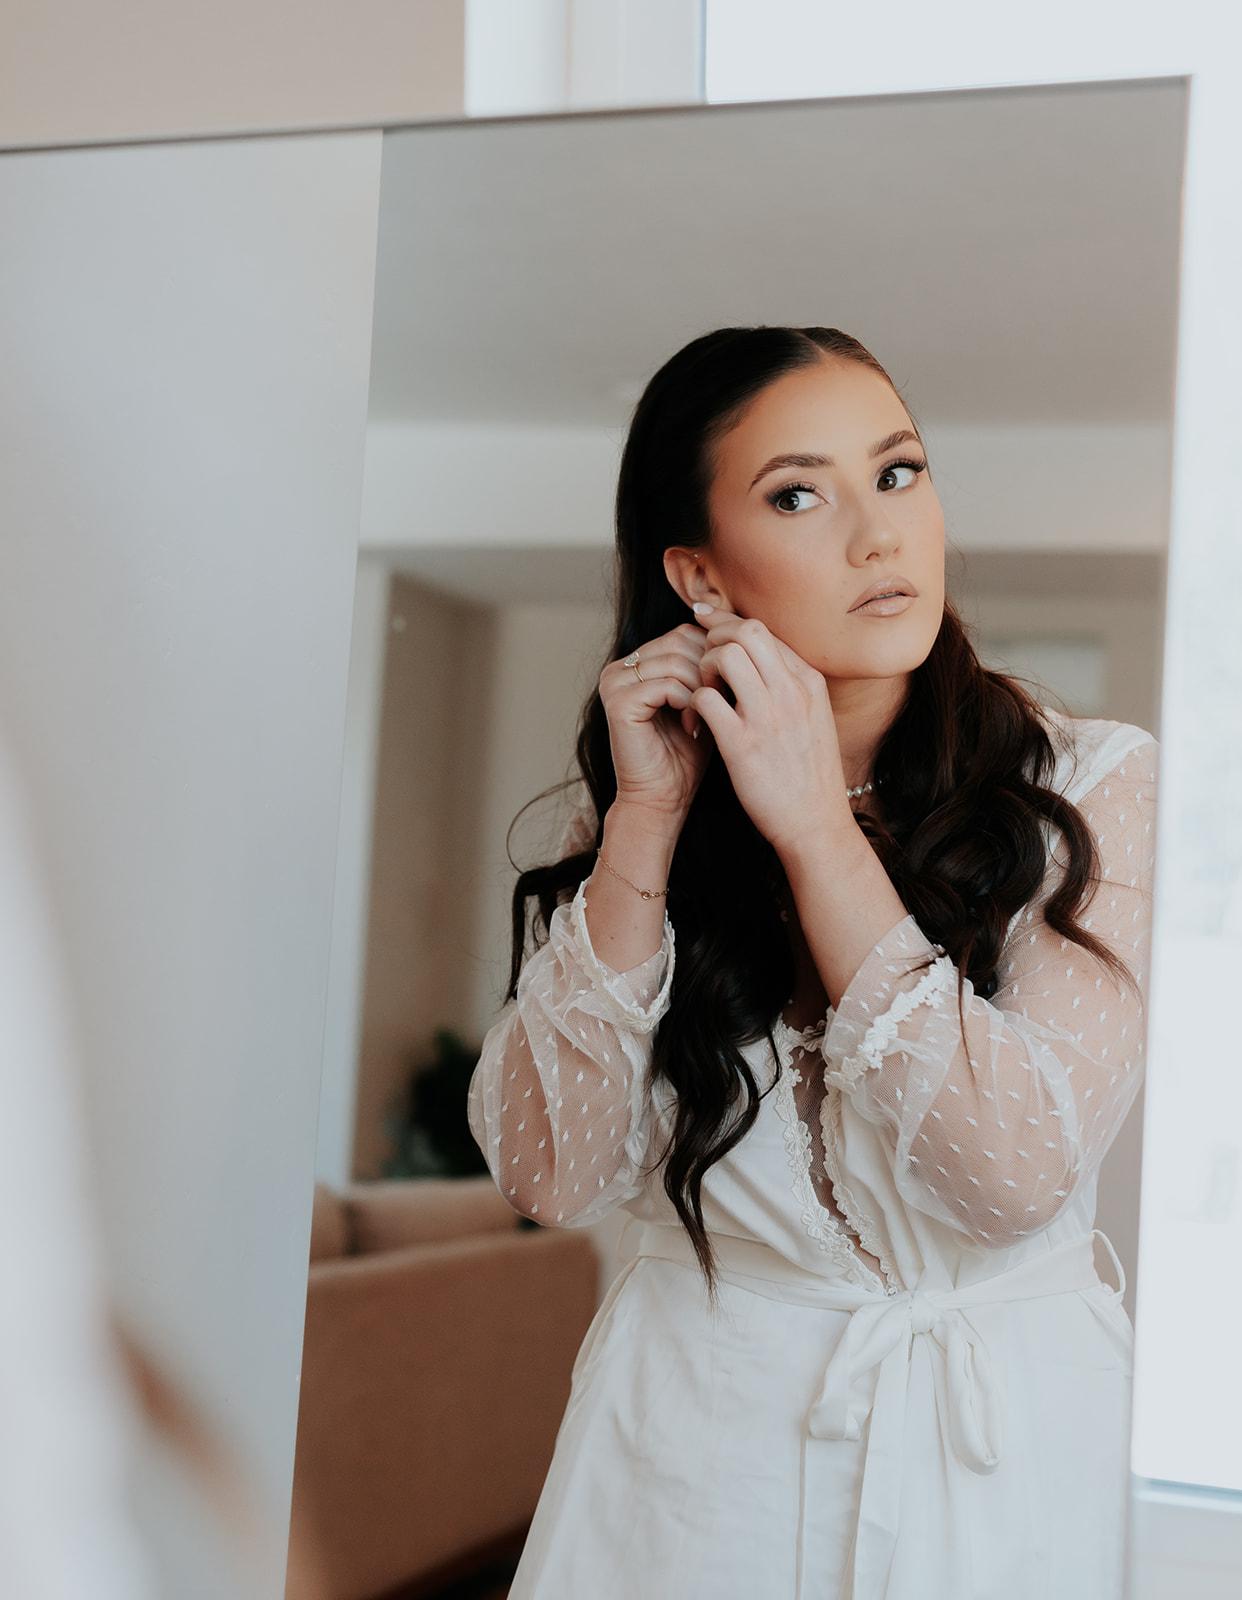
[821,739,1158,1249]
[467,878,673,1227]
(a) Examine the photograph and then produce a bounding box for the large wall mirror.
[292,79,1185,1600]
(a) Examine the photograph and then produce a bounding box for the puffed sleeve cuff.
[823,914,955,1090]
[562,878,675,1034]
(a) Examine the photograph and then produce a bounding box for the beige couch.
[289,1178,598,1600]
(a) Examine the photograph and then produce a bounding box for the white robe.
[469,712,1157,1599]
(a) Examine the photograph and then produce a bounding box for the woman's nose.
[844,499,902,565]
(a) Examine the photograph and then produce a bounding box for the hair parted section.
[506,326,1122,1288]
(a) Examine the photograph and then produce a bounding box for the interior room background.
[4,5,1241,1599]
[325,95,1175,1338]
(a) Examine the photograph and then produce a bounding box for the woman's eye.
[877,460,926,492]
[770,485,820,514]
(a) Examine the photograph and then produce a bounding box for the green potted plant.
[384,1027,489,1179]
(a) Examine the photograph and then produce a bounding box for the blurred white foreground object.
[0,735,154,1600]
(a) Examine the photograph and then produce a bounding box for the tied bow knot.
[909,1291,939,1338]
[807,1287,1003,1476]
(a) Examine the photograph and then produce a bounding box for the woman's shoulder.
[1037,706,1158,807]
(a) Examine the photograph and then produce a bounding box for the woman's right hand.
[600,622,712,828]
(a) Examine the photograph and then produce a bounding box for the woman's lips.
[850,592,916,616]
[848,576,918,616]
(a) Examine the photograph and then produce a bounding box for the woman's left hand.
[690,605,856,860]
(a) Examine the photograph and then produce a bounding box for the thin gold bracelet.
[595,848,669,901]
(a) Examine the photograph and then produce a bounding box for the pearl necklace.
[845,781,874,800]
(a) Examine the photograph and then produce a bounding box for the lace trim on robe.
[567,878,675,1033]
[818,1083,901,1292]
[826,951,954,1091]
[770,1019,881,1291]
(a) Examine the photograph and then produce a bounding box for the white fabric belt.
[620,1221,1122,1600]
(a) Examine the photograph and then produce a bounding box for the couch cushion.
[308,1183,349,1263]
[291,1225,597,1599]
[344,1176,518,1255]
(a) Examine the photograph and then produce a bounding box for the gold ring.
[622,650,643,682]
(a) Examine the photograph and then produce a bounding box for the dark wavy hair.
[508,326,1122,1284]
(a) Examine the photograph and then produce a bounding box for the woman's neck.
[823,672,909,790]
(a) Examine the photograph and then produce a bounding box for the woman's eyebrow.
[748,452,832,490]
[748,431,923,491]
[869,428,922,458]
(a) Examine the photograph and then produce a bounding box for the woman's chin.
[816,640,938,685]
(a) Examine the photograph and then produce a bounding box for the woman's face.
[669,358,945,685]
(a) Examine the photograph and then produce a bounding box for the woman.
[467,327,1156,1600]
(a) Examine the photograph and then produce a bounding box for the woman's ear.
[663,547,727,612]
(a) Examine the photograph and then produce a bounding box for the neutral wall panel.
[468,600,612,1037]
[0,0,464,147]
[353,578,495,1178]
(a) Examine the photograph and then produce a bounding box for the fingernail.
[692,601,713,616]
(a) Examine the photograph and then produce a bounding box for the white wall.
[361,419,1173,554]
[468,601,613,1035]
[705,0,1197,102]
[465,0,703,115]
[363,422,623,550]
[0,131,383,1596]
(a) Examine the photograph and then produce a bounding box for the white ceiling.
[370,78,1187,428]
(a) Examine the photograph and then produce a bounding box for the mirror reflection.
[294,80,1183,1600]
